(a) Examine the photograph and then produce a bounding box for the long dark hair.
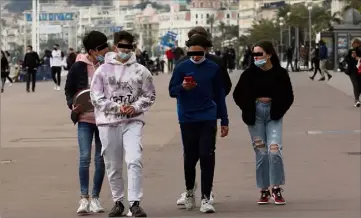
[254,41,281,68]
[1,50,5,59]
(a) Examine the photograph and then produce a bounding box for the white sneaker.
[184,190,196,210]
[200,198,215,213]
[56,86,61,91]
[89,198,104,213]
[176,192,187,205]
[77,198,90,214]
[176,182,198,205]
[53,85,57,90]
[177,191,214,205]
[209,192,215,205]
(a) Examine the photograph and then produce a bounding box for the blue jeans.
[247,101,285,189]
[78,122,105,198]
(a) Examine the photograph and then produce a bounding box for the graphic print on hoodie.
[90,52,156,125]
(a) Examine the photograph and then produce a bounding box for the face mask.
[96,55,104,63]
[118,51,131,60]
[190,56,206,64]
[254,59,267,67]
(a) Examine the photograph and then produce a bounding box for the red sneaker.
[257,190,270,205]
[271,187,286,205]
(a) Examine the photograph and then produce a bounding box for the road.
[0,71,360,218]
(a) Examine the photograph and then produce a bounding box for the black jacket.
[176,53,232,96]
[233,65,294,125]
[23,51,40,69]
[66,52,77,70]
[1,57,9,72]
[136,54,146,66]
[64,61,89,124]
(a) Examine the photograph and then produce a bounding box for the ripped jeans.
[248,101,285,189]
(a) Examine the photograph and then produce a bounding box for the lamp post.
[279,17,284,62]
[306,0,312,69]
[32,0,37,50]
[287,12,291,47]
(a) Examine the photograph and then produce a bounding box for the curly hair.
[186,34,211,48]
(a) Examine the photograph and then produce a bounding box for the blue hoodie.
[168,59,229,126]
[319,45,328,60]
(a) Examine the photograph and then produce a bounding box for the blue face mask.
[96,55,104,63]
[118,51,131,60]
[254,59,267,67]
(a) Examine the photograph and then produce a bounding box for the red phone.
[184,76,194,83]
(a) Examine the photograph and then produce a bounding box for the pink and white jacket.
[90,52,156,126]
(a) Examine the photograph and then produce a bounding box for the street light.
[287,12,291,47]
[279,17,284,62]
[306,0,312,69]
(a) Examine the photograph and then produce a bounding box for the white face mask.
[190,56,206,64]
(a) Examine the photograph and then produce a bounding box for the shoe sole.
[200,209,215,213]
[77,211,90,216]
[257,201,269,205]
[90,209,105,213]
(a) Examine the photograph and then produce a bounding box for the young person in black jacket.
[345,39,361,107]
[23,45,40,92]
[1,51,9,93]
[175,26,232,96]
[64,31,109,215]
[233,41,294,205]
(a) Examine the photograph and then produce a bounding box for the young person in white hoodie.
[51,44,63,90]
[90,30,156,217]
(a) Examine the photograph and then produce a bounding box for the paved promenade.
[0,71,360,218]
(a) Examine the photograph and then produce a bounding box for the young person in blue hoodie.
[169,34,229,213]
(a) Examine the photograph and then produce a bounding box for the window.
[200,2,203,7]
[196,14,198,18]
[196,21,198,24]
[227,14,230,18]
[206,14,209,18]
[201,14,203,19]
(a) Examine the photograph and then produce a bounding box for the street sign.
[25,12,75,22]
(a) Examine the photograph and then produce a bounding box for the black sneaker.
[130,201,147,217]
[108,201,124,217]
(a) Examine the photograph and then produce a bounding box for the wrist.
[220,118,229,126]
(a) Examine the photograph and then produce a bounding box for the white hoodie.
[51,49,63,67]
[90,52,156,126]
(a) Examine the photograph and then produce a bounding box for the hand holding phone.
[182,76,197,90]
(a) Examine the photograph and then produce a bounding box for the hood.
[76,54,94,66]
[104,52,137,65]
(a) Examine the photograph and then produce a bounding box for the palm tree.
[246,19,280,44]
[207,14,216,36]
[343,0,361,12]
[218,21,227,37]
